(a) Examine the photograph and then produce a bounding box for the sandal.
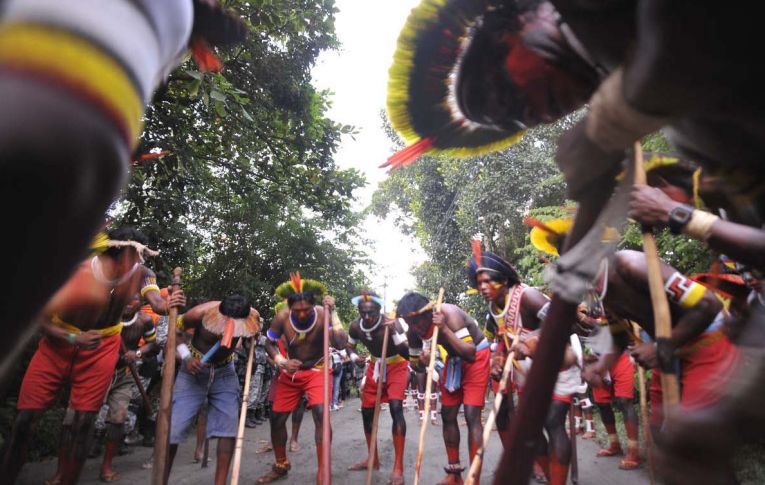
[596,444,623,457]
[619,457,642,470]
[257,461,291,483]
[99,471,121,483]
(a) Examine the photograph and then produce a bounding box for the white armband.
[176,343,191,361]
[409,347,422,357]
[392,331,408,346]
[348,335,357,345]
[454,328,470,339]
[536,302,551,322]
[350,353,359,363]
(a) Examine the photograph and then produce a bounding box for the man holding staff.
[399,292,490,485]
[167,295,260,485]
[345,291,409,485]
[257,274,346,484]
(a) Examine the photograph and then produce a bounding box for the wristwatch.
[136,349,143,359]
[668,204,694,234]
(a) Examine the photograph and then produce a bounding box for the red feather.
[522,216,559,235]
[290,272,303,293]
[190,36,224,73]
[380,138,434,173]
[130,150,171,166]
[471,239,482,267]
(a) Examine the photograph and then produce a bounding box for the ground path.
[17,396,650,484]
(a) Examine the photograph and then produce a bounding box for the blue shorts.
[170,362,239,444]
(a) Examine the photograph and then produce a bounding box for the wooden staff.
[632,321,656,485]
[152,267,182,485]
[413,288,445,485]
[120,340,153,416]
[465,330,521,485]
[322,303,332,485]
[366,325,391,485]
[231,337,256,485]
[633,142,680,411]
[569,402,579,484]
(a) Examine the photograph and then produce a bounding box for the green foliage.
[113,0,368,324]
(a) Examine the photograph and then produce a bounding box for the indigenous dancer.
[257,274,346,484]
[466,243,549,450]
[0,227,184,485]
[99,295,158,482]
[399,292,490,485]
[345,291,409,485]
[0,0,246,367]
[168,295,260,485]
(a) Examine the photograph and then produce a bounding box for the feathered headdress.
[89,231,159,262]
[465,239,520,289]
[382,0,531,171]
[351,289,386,308]
[273,273,327,313]
[202,305,260,348]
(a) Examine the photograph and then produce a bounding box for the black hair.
[288,292,316,307]
[397,292,430,317]
[104,227,148,258]
[219,294,251,319]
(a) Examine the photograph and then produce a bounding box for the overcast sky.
[311,0,425,306]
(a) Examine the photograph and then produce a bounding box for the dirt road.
[17,397,650,484]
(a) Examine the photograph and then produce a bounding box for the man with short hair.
[257,275,346,484]
[345,291,409,485]
[169,295,260,485]
[400,292,490,485]
[0,227,184,485]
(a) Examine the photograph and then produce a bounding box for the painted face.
[290,299,315,325]
[358,301,381,326]
[501,33,592,126]
[476,272,507,303]
[404,313,434,339]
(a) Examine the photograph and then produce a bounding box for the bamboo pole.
[633,142,681,411]
[632,322,656,485]
[465,331,521,485]
[152,267,182,485]
[365,325,391,485]
[322,304,332,485]
[413,288,445,485]
[230,337,256,485]
[569,402,579,484]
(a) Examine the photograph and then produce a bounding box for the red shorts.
[361,360,409,408]
[593,352,635,404]
[440,347,490,408]
[271,367,332,412]
[18,334,120,412]
[680,332,740,410]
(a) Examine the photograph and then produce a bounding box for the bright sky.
[312,0,425,305]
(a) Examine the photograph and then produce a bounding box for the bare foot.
[289,440,301,452]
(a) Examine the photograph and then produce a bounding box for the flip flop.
[99,471,121,483]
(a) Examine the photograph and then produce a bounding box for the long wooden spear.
[493,180,616,485]
[465,330,521,485]
[231,337,256,485]
[152,267,182,485]
[632,322,656,485]
[413,288,445,485]
[569,402,579,484]
[322,303,332,485]
[633,142,681,411]
[120,340,153,416]
[366,324,390,485]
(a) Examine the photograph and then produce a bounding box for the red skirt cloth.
[440,347,491,407]
[18,334,120,411]
[592,351,636,404]
[649,368,663,428]
[271,368,332,412]
[679,331,740,410]
[361,359,409,408]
